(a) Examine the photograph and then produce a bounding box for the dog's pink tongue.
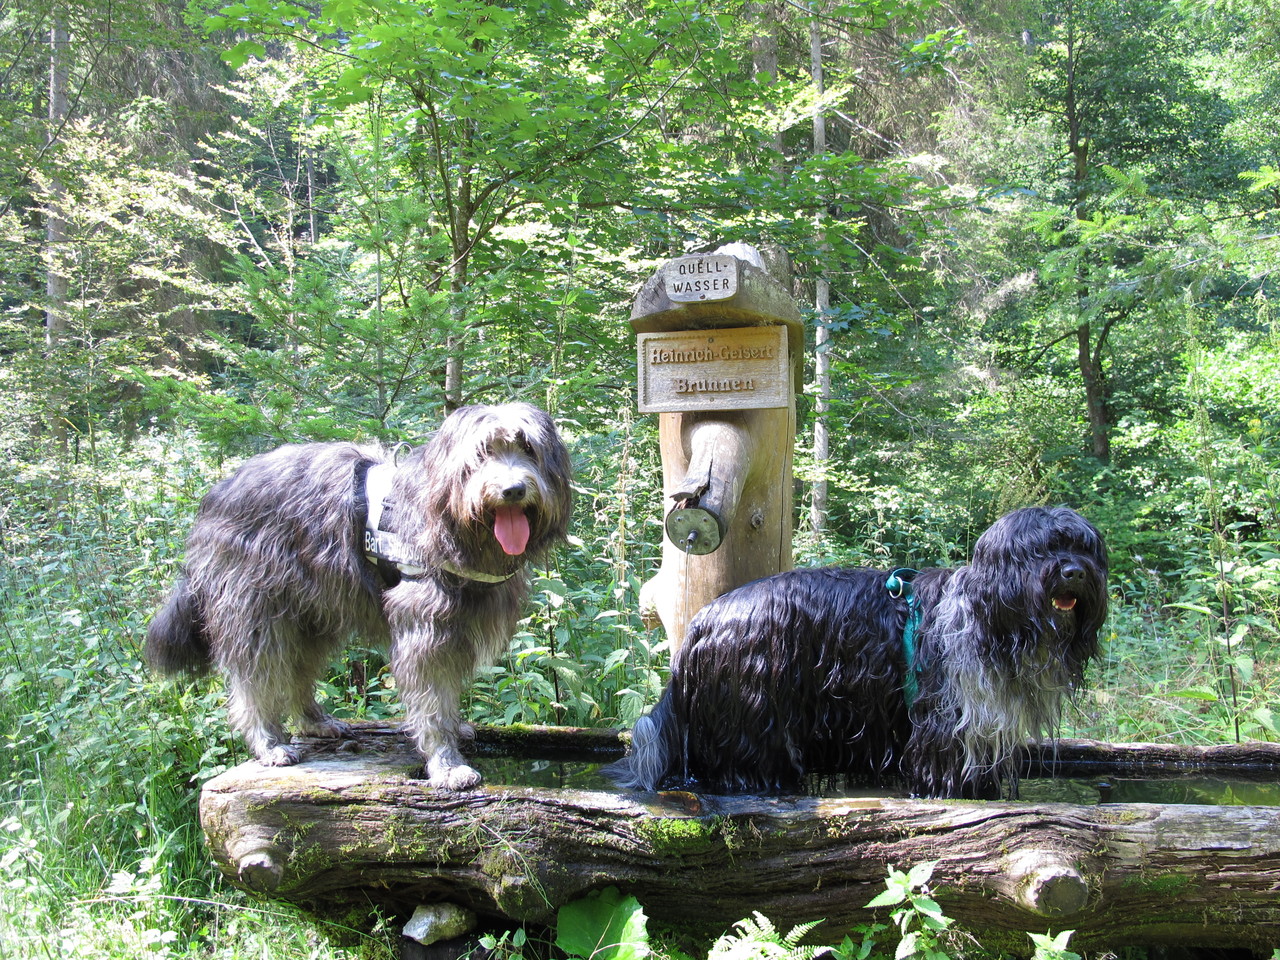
[494,506,530,556]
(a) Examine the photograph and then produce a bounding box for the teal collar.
[886,568,923,709]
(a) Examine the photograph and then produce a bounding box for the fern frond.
[708,912,831,960]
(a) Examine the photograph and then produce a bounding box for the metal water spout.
[664,417,756,555]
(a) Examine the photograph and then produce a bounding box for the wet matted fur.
[145,402,572,789]
[607,506,1108,799]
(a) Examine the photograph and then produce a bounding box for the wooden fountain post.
[631,244,803,650]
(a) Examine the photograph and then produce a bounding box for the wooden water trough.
[200,722,1280,952]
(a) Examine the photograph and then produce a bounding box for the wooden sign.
[637,326,790,413]
[663,255,738,302]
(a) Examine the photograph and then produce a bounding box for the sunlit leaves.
[1240,165,1280,193]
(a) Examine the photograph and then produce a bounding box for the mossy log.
[199,722,1280,951]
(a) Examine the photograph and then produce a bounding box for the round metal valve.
[665,506,726,555]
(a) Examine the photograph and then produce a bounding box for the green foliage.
[557,887,651,960]
[708,914,830,960]
[465,413,667,728]
[862,863,952,960]
[186,0,752,417]
[1241,165,1280,193]
[2,116,227,440]
[537,868,1082,960]
[481,926,534,960]
[0,431,398,959]
[1028,930,1080,960]
[1023,0,1242,200]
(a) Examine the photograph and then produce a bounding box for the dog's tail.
[604,695,679,791]
[144,576,213,677]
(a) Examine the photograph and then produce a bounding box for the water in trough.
[468,746,1280,806]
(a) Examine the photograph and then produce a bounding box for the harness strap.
[439,559,519,584]
[364,462,396,541]
[886,568,923,710]
[357,459,516,587]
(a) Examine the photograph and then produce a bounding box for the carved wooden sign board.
[637,326,790,413]
[663,254,739,302]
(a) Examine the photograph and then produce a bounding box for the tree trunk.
[45,22,70,351]
[809,14,831,535]
[44,22,71,451]
[748,1,783,156]
[201,724,1280,951]
[444,128,474,413]
[1077,321,1110,462]
[811,289,831,534]
[1062,2,1111,464]
[446,254,466,413]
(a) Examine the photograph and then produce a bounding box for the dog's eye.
[516,433,536,457]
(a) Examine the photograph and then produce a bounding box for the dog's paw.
[428,763,483,791]
[259,744,301,766]
[458,721,477,741]
[301,716,355,740]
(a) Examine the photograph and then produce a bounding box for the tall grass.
[1065,542,1280,745]
[0,433,398,959]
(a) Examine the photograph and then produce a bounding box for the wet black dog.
[608,506,1108,798]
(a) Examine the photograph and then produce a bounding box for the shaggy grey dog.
[606,506,1108,799]
[145,403,572,790]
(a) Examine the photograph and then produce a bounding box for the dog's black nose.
[1061,562,1085,583]
[502,481,527,502]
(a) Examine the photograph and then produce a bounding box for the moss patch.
[637,816,721,856]
[1125,872,1193,896]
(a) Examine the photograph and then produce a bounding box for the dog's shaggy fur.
[145,402,571,789]
[607,506,1108,799]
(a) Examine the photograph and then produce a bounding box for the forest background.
[1,0,1278,956]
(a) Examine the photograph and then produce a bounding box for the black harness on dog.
[354,457,516,589]
[355,458,428,589]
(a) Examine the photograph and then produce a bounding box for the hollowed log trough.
[200,723,1280,951]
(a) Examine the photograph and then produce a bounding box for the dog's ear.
[518,405,574,544]
[1054,508,1108,571]
[427,405,484,458]
[529,407,572,477]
